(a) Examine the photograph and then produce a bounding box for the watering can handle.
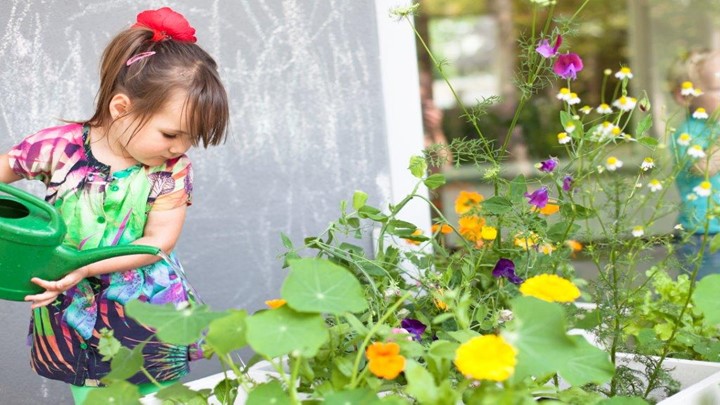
[0,182,65,239]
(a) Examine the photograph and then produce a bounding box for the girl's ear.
[108,93,132,119]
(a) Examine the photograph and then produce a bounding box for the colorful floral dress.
[8,123,201,386]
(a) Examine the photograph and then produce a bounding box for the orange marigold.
[366,342,406,379]
[431,223,453,234]
[458,216,485,242]
[403,229,423,245]
[538,203,560,215]
[265,299,287,309]
[455,191,484,215]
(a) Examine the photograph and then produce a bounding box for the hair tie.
[126,51,156,66]
[133,7,197,43]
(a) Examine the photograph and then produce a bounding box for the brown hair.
[86,26,229,148]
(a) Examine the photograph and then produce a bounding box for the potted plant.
[84,1,720,404]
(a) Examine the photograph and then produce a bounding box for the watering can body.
[0,182,160,301]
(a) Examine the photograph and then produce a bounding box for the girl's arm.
[0,154,22,183]
[25,205,187,308]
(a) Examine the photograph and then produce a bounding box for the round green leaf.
[125,301,226,345]
[282,258,368,315]
[323,388,381,404]
[694,274,720,325]
[245,305,328,358]
[85,380,141,404]
[246,381,291,405]
[206,309,248,356]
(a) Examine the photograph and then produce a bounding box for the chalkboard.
[0,1,428,403]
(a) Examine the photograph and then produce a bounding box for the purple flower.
[539,157,559,173]
[401,318,427,341]
[525,187,549,208]
[553,53,584,80]
[536,36,562,58]
[563,175,574,192]
[492,258,523,285]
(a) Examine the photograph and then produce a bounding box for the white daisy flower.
[687,193,698,201]
[693,108,709,119]
[635,182,643,188]
[594,121,618,141]
[613,96,637,112]
[579,105,592,115]
[596,103,613,114]
[694,181,712,197]
[615,67,633,80]
[674,224,684,231]
[539,243,554,255]
[606,156,623,171]
[565,123,576,133]
[688,145,706,158]
[556,87,571,101]
[632,226,644,237]
[677,133,692,146]
[641,157,655,171]
[557,132,571,144]
[680,81,703,97]
[648,179,662,192]
[567,93,581,105]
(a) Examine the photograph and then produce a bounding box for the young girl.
[0,7,229,403]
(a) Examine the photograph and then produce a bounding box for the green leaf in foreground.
[693,274,720,326]
[125,301,226,345]
[246,380,291,405]
[409,155,428,178]
[282,258,367,315]
[424,173,446,189]
[85,380,141,405]
[102,342,145,382]
[206,309,248,356]
[245,305,328,358]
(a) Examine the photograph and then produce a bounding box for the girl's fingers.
[30,277,63,291]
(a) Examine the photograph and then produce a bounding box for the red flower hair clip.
[133,7,197,43]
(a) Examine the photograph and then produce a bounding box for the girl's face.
[117,90,193,167]
[694,56,720,113]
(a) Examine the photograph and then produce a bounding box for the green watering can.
[0,182,160,301]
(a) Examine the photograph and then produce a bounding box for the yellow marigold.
[539,243,554,255]
[366,342,406,379]
[431,223,453,234]
[458,216,485,242]
[434,298,448,310]
[519,274,581,303]
[403,229,423,245]
[538,203,560,216]
[454,335,517,381]
[265,299,287,309]
[514,233,538,250]
[481,226,497,240]
[455,191,484,215]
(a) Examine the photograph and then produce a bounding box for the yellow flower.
[455,191,484,215]
[458,216,485,242]
[539,243,555,255]
[265,299,287,309]
[454,335,517,381]
[432,223,453,234]
[366,342,406,379]
[434,298,448,311]
[481,226,497,240]
[519,274,581,303]
[514,233,538,250]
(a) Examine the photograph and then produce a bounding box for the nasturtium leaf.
[155,382,208,405]
[323,388,381,404]
[85,380,141,405]
[597,397,649,405]
[507,296,613,386]
[102,342,145,382]
[693,274,720,326]
[409,156,428,178]
[353,190,369,210]
[245,305,328,358]
[246,381,291,405]
[206,309,248,356]
[125,300,226,345]
[282,258,368,315]
[424,173,446,190]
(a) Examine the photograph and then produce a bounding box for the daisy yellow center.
[680,134,691,141]
[682,81,693,89]
[620,67,632,74]
[701,181,711,190]
[607,157,618,165]
[650,180,660,186]
[697,108,707,113]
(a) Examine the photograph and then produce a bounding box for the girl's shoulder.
[146,155,193,174]
[26,122,84,143]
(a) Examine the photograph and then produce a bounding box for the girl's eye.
[162,133,177,139]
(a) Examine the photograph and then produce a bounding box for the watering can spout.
[55,244,162,274]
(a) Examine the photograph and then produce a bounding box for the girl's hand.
[24,267,90,309]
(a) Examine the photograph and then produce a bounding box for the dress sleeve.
[6,127,73,183]
[148,155,194,211]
